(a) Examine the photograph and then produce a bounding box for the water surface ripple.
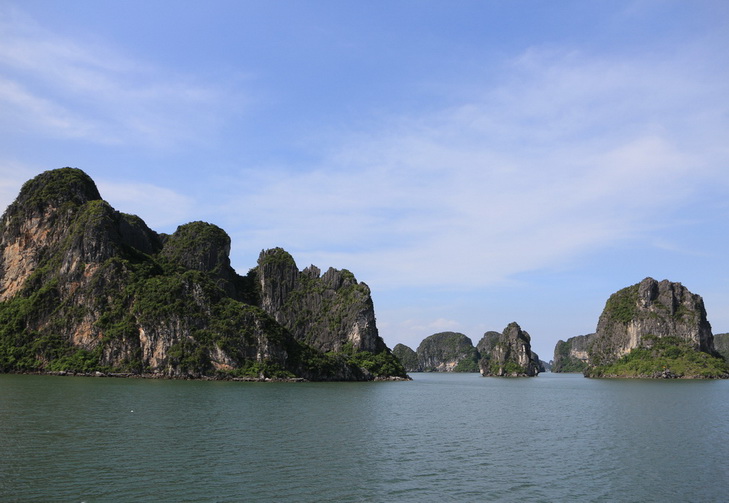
[1,373,728,502]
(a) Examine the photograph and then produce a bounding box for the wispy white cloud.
[0,6,234,148]
[0,77,98,138]
[223,46,728,291]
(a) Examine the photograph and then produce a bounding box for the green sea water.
[1,372,728,502]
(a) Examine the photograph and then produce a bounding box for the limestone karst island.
[0,168,406,381]
[0,168,727,380]
[554,277,729,379]
[393,323,545,377]
[394,277,729,379]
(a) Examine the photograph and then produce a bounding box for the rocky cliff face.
[0,168,405,380]
[714,333,729,362]
[552,334,593,373]
[588,277,714,366]
[477,322,540,377]
[475,331,502,357]
[256,248,387,354]
[581,278,727,378]
[160,221,242,298]
[415,332,479,372]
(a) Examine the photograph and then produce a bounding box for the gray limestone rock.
[256,248,387,354]
[552,333,594,373]
[477,322,540,377]
[588,277,715,366]
[392,343,420,372]
[415,332,479,372]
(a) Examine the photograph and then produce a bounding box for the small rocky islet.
[393,323,544,377]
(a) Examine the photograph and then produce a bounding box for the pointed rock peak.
[321,267,358,289]
[638,277,659,302]
[479,322,539,377]
[503,322,530,341]
[301,265,321,278]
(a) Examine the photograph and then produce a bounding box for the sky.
[1,0,728,360]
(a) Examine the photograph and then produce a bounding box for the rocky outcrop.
[552,334,594,373]
[477,322,540,377]
[584,278,727,378]
[392,343,420,372]
[0,168,406,381]
[588,278,714,365]
[257,248,387,354]
[415,332,479,372]
[476,331,502,357]
[533,353,547,373]
[160,221,241,297]
[398,325,541,376]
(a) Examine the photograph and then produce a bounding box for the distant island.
[393,322,545,377]
[0,168,407,381]
[395,277,729,380]
[553,278,728,379]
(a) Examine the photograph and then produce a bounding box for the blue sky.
[1,0,728,360]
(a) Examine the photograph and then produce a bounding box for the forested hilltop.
[0,168,406,381]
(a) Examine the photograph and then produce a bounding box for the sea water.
[1,372,728,502]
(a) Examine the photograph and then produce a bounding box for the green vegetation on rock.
[478,323,540,377]
[453,357,480,372]
[258,247,297,268]
[604,284,639,325]
[585,278,718,377]
[339,343,407,378]
[0,168,406,381]
[552,339,589,373]
[712,333,729,362]
[585,336,729,378]
[486,358,526,376]
[416,332,479,372]
[392,343,419,372]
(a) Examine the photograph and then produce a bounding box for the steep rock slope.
[475,331,502,358]
[585,278,727,378]
[257,248,386,354]
[477,322,540,377]
[714,333,729,362]
[392,343,420,372]
[552,334,594,373]
[0,168,405,380]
